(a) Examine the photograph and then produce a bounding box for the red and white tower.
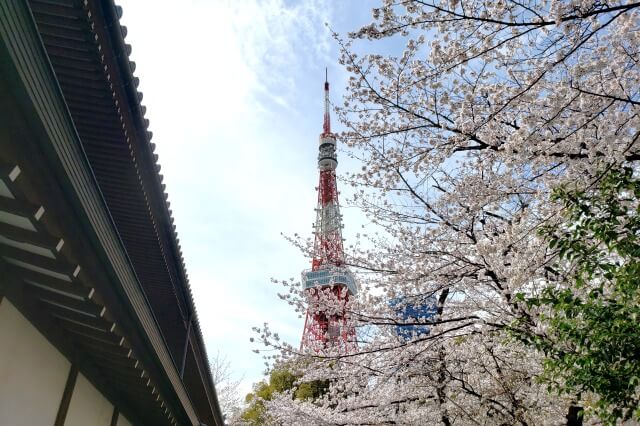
[300,72,357,353]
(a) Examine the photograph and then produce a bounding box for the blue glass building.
[390,297,438,340]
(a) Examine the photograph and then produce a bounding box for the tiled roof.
[24,0,222,424]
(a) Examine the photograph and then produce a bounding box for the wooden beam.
[36,23,91,44]
[54,365,78,426]
[18,270,92,300]
[0,194,44,221]
[88,350,139,371]
[42,44,96,64]
[0,221,64,252]
[0,243,79,279]
[62,321,124,346]
[47,53,104,72]
[39,34,93,55]
[28,2,86,19]
[32,288,102,318]
[47,304,113,331]
[0,162,21,183]
[110,407,119,426]
[103,367,147,383]
[77,339,132,359]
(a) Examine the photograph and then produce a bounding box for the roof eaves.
[93,1,223,424]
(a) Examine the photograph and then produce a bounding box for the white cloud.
[231,0,333,105]
[118,0,338,397]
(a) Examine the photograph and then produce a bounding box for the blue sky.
[117,0,377,396]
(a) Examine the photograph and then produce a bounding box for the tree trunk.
[566,405,583,426]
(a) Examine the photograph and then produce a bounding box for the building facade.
[0,0,223,424]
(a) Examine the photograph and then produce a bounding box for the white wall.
[0,299,71,426]
[117,413,133,426]
[64,373,114,426]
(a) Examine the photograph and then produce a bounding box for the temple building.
[0,0,223,424]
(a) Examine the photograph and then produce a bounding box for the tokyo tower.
[300,72,357,353]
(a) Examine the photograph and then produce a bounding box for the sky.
[117,0,377,397]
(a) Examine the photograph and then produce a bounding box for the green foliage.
[240,387,267,426]
[241,381,266,425]
[294,379,330,401]
[240,369,297,425]
[515,166,640,423]
[239,366,330,424]
[270,368,298,393]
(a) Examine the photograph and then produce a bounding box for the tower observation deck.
[300,72,357,353]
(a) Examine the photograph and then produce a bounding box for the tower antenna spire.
[323,68,331,135]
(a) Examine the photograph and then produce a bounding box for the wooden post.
[110,407,119,426]
[0,260,6,306]
[54,365,78,426]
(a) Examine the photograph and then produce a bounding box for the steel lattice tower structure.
[300,73,357,353]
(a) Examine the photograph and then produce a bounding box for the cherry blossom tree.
[210,351,243,421]
[255,1,640,424]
